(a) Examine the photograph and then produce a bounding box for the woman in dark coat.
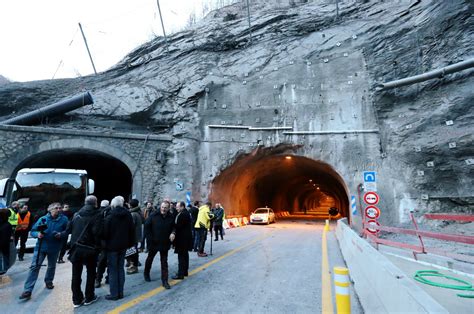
[172,201,193,280]
[0,208,13,274]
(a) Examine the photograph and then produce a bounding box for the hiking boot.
[57,259,65,264]
[198,252,208,257]
[172,274,184,280]
[94,279,101,288]
[45,282,54,289]
[19,291,31,300]
[162,281,171,289]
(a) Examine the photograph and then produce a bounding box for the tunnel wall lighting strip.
[283,129,379,135]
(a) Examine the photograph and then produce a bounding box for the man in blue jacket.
[19,202,69,300]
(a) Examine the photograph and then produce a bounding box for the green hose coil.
[414,270,474,298]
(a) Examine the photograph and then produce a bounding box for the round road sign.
[363,191,379,205]
[365,219,380,234]
[365,206,381,219]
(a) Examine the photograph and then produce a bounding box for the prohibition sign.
[363,191,379,205]
[365,206,380,219]
[366,219,380,234]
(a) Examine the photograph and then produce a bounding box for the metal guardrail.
[363,212,474,263]
[424,213,474,222]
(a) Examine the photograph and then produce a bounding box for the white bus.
[0,168,95,221]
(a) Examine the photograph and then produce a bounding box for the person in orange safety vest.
[15,204,33,261]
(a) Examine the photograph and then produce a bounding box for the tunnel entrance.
[210,147,349,220]
[13,149,133,209]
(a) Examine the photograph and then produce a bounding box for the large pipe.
[376,58,474,90]
[1,92,94,126]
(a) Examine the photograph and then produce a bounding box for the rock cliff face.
[0,0,472,224]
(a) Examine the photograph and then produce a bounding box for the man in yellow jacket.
[8,201,19,232]
[194,202,214,257]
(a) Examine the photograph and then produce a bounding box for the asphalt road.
[0,219,362,313]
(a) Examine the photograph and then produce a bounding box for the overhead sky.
[0,0,229,82]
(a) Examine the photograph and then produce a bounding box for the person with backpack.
[63,196,101,308]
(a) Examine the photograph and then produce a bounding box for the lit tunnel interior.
[13,149,133,209]
[210,147,349,220]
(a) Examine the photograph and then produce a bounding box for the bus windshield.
[12,172,87,215]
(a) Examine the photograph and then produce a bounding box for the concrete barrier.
[336,219,448,313]
[223,219,230,229]
[232,218,240,227]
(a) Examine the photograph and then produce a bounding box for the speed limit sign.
[365,206,380,219]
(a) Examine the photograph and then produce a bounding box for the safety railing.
[363,212,474,263]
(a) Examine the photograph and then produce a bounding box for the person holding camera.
[63,196,102,308]
[19,203,68,301]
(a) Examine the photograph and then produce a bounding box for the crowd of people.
[0,196,226,308]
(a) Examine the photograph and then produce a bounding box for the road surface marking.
[322,226,334,314]
[108,233,272,314]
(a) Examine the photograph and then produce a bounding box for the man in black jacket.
[173,201,192,279]
[189,201,199,251]
[63,195,101,308]
[103,196,135,300]
[144,200,175,289]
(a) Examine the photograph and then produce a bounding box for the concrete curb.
[335,219,448,313]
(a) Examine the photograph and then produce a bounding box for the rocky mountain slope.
[0,0,472,219]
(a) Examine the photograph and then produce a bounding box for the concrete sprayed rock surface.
[0,1,472,224]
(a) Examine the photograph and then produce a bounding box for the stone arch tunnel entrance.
[210,148,349,220]
[13,149,133,207]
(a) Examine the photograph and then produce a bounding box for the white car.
[250,208,276,225]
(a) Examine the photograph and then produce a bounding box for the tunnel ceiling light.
[317,187,320,190]
[309,179,313,182]
[285,156,292,160]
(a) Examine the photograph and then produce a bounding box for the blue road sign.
[176,182,184,191]
[351,196,357,215]
[186,192,191,206]
[363,171,376,182]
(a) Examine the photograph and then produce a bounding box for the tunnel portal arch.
[4,139,142,203]
[210,148,349,220]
